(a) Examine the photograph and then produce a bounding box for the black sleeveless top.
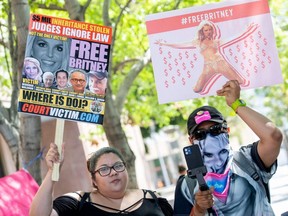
[53,189,173,216]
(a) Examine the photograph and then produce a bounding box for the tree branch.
[11,0,30,125]
[103,0,133,108]
[64,0,92,21]
[112,0,133,46]
[112,58,140,73]
[103,0,111,26]
[0,103,19,155]
[37,3,65,11]
[82,0,92,14]
[115,50,151,114]
[0,24,12,82]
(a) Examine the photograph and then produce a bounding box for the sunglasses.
[191,124,228,141]
[71,78,86,84]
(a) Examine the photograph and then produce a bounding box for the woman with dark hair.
[29,144,173,216]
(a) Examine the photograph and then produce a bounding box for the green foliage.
[0,0,287,133]
[253,0,288,126]
[0,1,12,97]
[111,0,227,131]
[120,0,225,130]
[119,0,288,131]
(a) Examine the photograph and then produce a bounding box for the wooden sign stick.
[52,119,65,181]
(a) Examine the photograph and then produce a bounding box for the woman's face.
[25,61,38,79]
[202,134,229,174]
[32,37,64,72]
[193,122,230,174]
[93,153,128,199]
[202,25,213,39]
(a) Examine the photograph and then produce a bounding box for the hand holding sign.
[51,119,65,181]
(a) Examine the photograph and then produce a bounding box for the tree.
[1,0,184,187]
[254,0,288,126]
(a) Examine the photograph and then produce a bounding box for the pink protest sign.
[146,0,283,104]
[0,169,39,216]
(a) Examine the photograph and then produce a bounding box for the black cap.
[187,106,225,135]
[88,71,108,80]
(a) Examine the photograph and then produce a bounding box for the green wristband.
[231,99,246,112]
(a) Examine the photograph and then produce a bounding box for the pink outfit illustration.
[156,20,259,95]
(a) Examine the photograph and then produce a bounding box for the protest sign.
[18,14,112,124]
[146,0,283,104]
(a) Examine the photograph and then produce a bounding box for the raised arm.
[155,39,198,49]
[219,23,259,47]
[217,80,283,168]
[29,143,63,216]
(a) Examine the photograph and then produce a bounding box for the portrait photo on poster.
[25,35,71,73]
[22,57,43,84]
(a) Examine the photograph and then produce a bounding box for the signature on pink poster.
[146,0,283,104]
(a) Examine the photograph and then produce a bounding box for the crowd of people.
[24,13,284,216]
[29,80,283,216]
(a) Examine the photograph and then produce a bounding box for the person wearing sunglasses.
[174,80,283,216]
[64,69,92,93]
[30,144,173,216]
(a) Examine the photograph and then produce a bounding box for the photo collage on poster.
[18,14,112,124]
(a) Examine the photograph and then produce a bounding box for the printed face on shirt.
[93,153,128,197]
[32,37,64,72]
[56,72,68,89]
[89,75,107,95]
[195,122,230,174]
[70,72,87,93]
[24,61,39,79]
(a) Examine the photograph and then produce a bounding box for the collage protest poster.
[18,14,112,124]
[146,0,283,104]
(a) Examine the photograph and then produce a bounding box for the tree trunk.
[11,0,42,184]
[64,0,139,188]
[103,86,138,189]
[19,115,42,184]
[0,105,19,164]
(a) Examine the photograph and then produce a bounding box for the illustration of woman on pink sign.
[156,20,258,94]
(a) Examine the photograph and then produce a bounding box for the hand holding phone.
[183,144,214,213]
[183,144,208,190]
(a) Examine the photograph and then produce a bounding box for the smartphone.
[183,145,213,213]
[183,145,208,190]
